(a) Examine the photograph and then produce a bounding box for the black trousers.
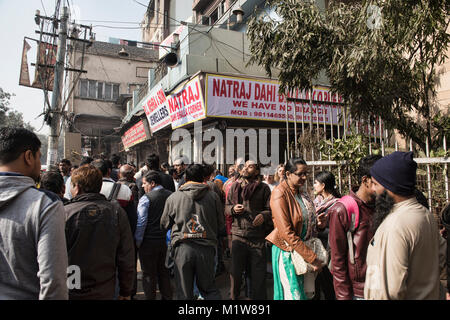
[312,266,336,300]
[230,239,267,300]
[138,239,173,300]
[173,242,222,300]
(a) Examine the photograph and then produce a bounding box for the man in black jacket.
[137,154,175,199]
[135,171,173,300]
[173,157,187,189]
[64,164,135,300]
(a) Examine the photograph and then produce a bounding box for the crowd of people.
[0,127,449,300]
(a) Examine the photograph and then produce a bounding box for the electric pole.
[47,6,68,169]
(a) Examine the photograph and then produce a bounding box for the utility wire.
[40,0,48,16]
[93,25,143,30]
[131,0,254,59]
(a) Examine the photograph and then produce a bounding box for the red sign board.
[121,121,147,150]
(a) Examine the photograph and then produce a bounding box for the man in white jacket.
[364,151,445,300]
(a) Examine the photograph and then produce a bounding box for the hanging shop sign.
[167,76,206,129]
[121,120,147,150]
[205,74,344,124]
[142,83,171,134]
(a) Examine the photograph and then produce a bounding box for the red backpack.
[337,195,360,265]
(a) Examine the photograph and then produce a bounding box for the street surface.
[134,252,274,300]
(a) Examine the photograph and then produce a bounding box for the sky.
[0,0,150,135]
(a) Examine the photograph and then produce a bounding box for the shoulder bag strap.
[339,195,359,264]
[107,182,121,201]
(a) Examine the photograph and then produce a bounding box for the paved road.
[134,252,274,300]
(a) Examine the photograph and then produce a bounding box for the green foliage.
[0,87,34,131]
[247,0,450,152]
[318,133,380,176]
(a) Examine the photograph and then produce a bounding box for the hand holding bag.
[285,238,328,275]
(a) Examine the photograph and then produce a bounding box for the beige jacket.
[364,198,445,300]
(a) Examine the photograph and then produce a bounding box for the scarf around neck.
[230,178,260,205]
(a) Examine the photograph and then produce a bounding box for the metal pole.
[343,105,347,140]
[379,117,385,156]
[368,115,372,154]
[47,6,68,169]
[316,97,321,163]
[328,104,332,172]
[285,98,290,159]
[330,104,334,144]
[293,89,298,157]
[444,135,449,202]
[426,138,432,211]
[301,92,306,159]
[309,88,313,134]
[337,106,341,139]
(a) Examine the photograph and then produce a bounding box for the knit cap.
[369,151,417,196]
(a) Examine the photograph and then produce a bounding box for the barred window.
[88,80,96,99]
[104,83,112,100]
[78,79,120,101]
[80,79,88,97]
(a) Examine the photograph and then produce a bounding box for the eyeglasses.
[291,171,308,178]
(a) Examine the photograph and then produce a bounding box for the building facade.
[64,41,158,164]
[119,0,336,172]
[141,0,194,43]
[120,0,449,174]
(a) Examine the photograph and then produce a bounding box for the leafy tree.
[0,87,35,131]
[247,0,450,152]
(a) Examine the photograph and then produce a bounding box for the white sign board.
[167,76,206,129]
[206,74,344,124]
[142,84,171,133]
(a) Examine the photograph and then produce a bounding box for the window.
[219,1,226,17]
[210,8,218,25]
[156,0,159,24]
[113,84,119,100]
[104,83,112,100]
[79,79,120,101]
[201,15,210,25]
[164,11,168,29]
[88,80,96,98]
[80,79,88,97]
[97,83,103,100]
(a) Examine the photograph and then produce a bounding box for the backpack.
[337,195,360,265]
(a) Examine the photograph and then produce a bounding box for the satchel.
[285,238,328,275]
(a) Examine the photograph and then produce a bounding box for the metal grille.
[283,102,449,218]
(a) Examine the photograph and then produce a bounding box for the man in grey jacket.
[161,164,225,300]
[0,127,68,299]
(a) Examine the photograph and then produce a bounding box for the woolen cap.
[370,151,417,196]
